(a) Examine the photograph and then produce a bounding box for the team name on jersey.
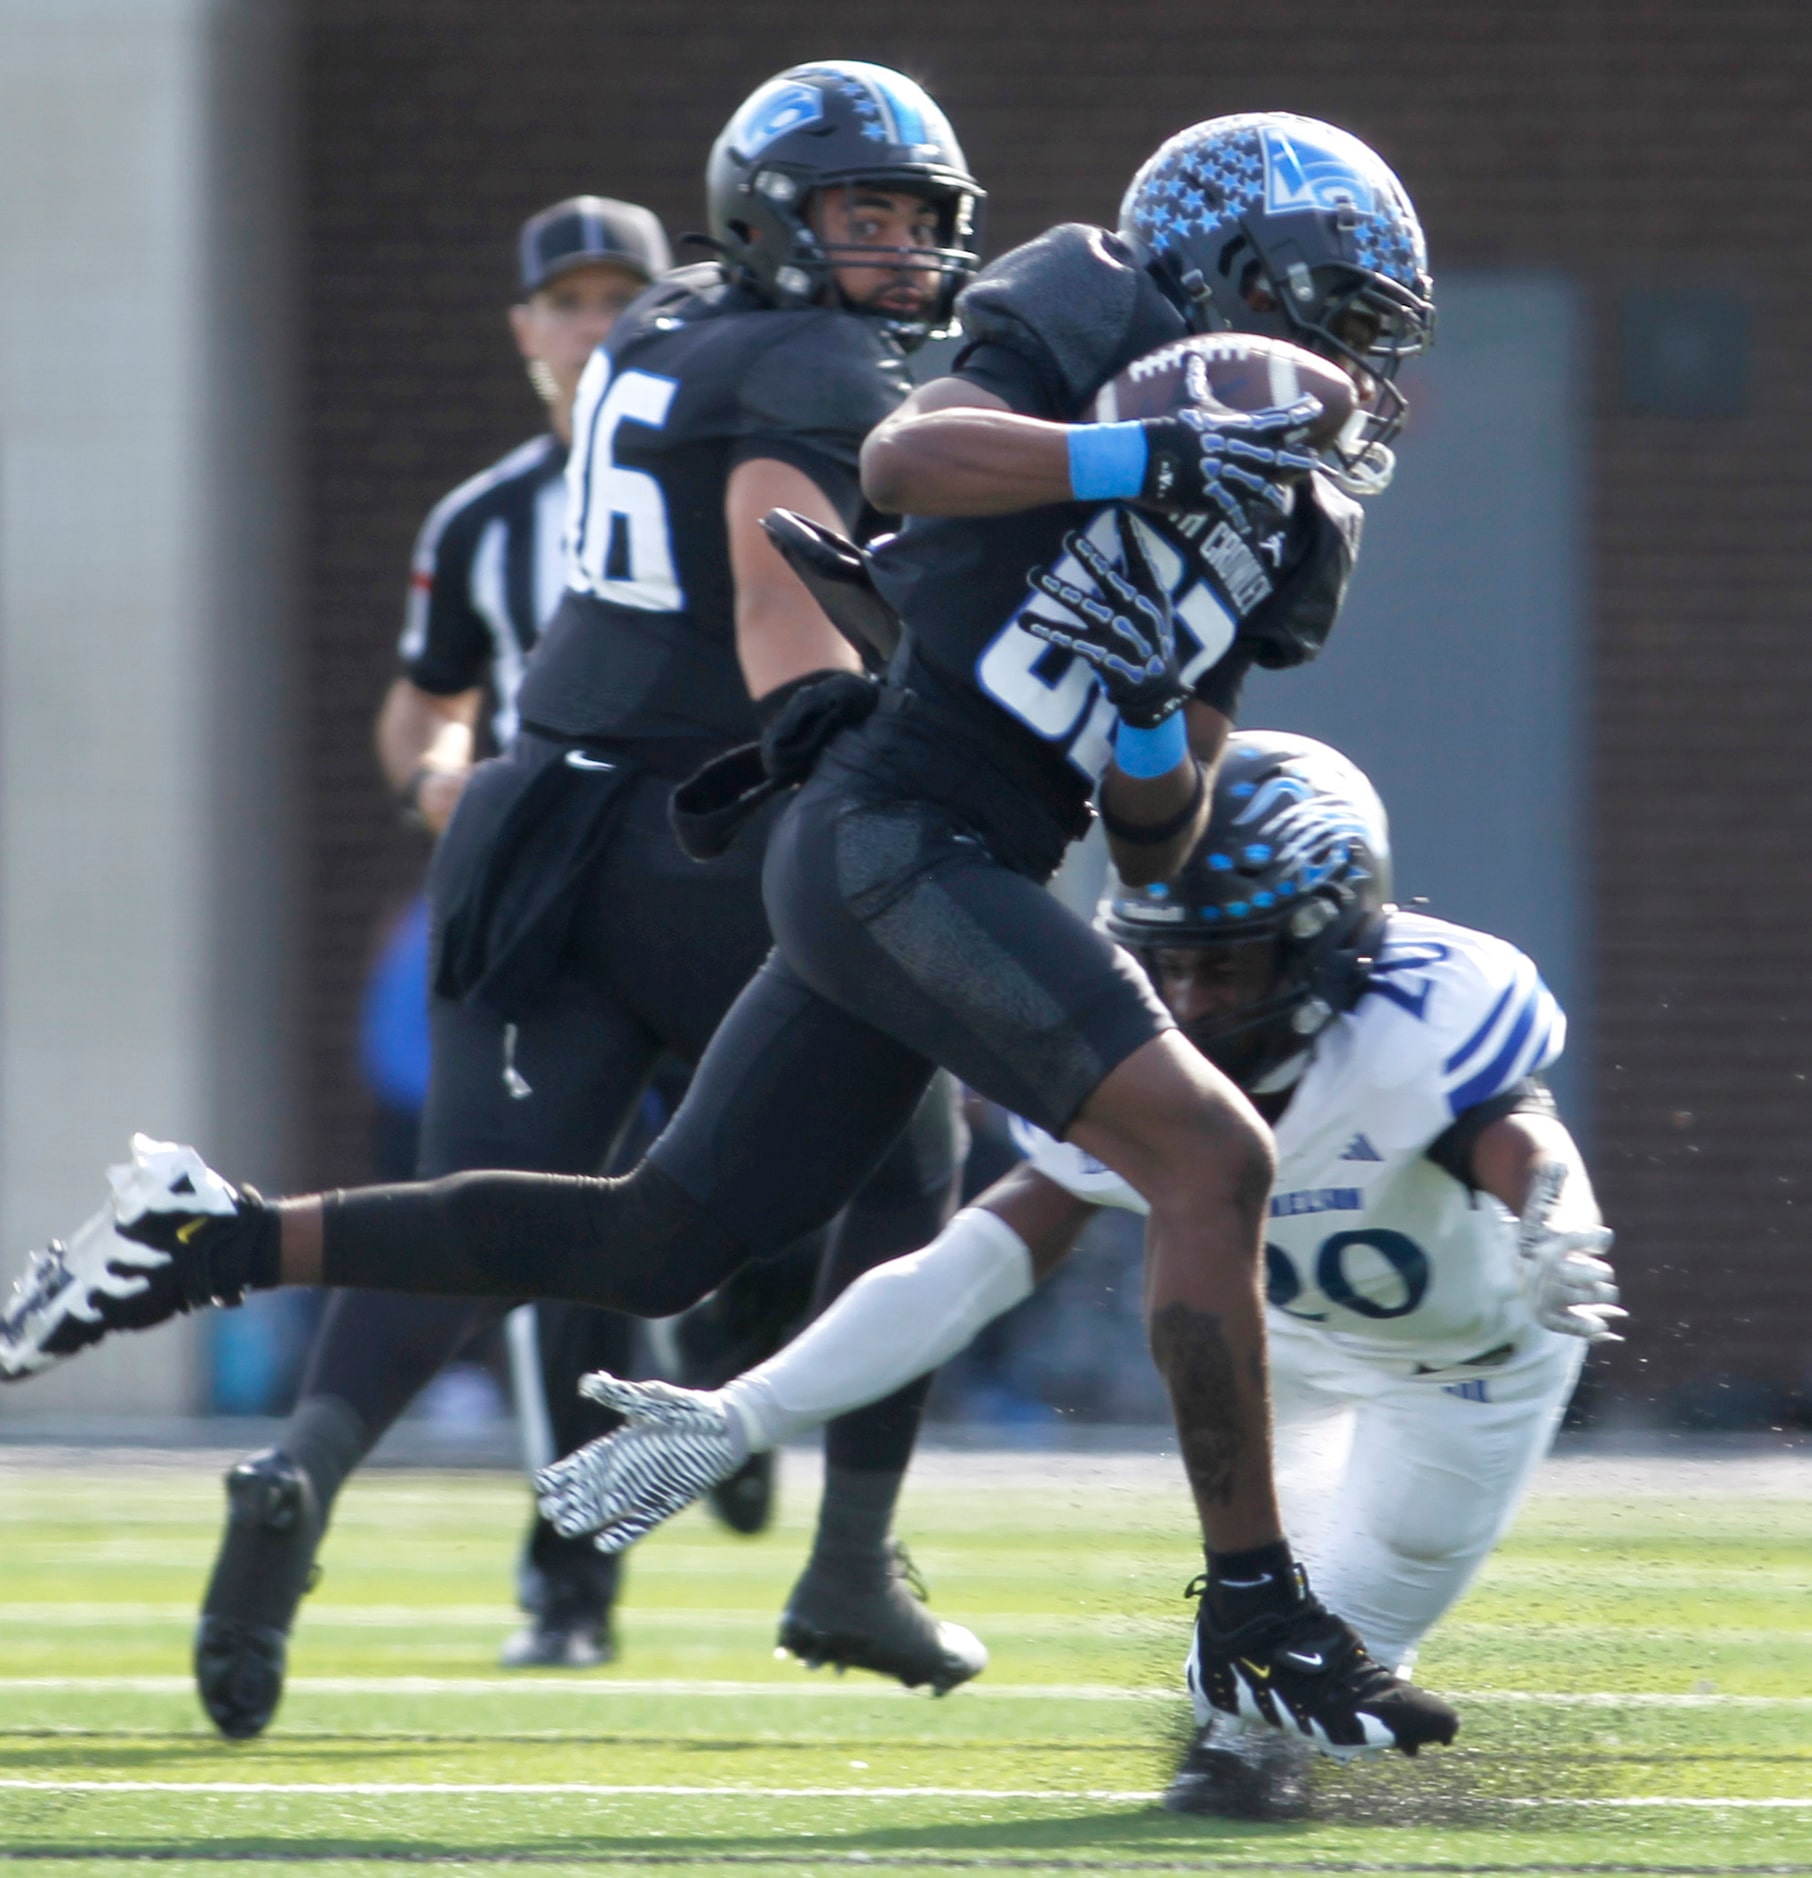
[1171,516,1273,614]
[1270,1186,1364,1218]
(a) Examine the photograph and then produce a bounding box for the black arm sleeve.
[1425,1076,1560,1190]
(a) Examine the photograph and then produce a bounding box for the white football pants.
[1266,1313,1584,1677]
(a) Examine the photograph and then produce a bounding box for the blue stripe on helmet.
[858,66,928,146]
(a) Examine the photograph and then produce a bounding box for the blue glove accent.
[1067,422,1149,501]
[1113,711,1189,778]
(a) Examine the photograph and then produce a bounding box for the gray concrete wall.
[0,0,298,1417]
[1247,275,1587,1121]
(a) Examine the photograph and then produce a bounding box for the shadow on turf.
[6,1836,1812,1875]
[2,1780,1782,1873]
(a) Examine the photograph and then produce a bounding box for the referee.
[378,196,672,827]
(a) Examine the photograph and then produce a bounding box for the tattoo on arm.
[1149,1301,1245,1507]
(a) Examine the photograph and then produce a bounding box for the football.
[1092,333,1356,449]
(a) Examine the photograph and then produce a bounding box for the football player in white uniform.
[534,731,1622,1816]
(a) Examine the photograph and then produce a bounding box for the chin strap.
[1249,1053,1310,1096]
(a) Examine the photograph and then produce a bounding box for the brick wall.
[302,0,1812,1411]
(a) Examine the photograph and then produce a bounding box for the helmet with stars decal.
[1118,113,1434,494]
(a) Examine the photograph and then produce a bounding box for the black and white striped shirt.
[397,433,569,744]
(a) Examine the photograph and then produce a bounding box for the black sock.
[282,1394,368,1514]
[1203,1538,1301,1631]
[809,1463,905,1574]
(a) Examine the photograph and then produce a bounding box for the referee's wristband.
[1067,422,1150,501]
[1113,710,1189,778]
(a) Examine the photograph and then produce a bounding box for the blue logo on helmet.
[732,81,825,156]
[1262,126,1379,217]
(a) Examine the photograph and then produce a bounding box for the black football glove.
[1137,387,1323,527]
[1023,512,1187,728]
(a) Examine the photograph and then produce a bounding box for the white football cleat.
[0,1135,261,1379]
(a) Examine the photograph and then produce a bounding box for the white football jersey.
[1010,910,1565,1372]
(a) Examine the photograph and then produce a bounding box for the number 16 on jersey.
[566,350,684,613]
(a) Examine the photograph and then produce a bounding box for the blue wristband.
[1113,711,1189,778]
[1067,422,1149,501]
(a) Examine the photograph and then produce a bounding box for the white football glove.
[535,1373,741,1554]
[1515,1161,1625,1344]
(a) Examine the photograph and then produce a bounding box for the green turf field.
[0,1445,1806,1875]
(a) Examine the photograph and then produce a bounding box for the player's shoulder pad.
[954,224,1187,415]
[603,263,735,361]
[737,308,913,440]
[1237,472,1365,670]
[1361,909,1567,1118]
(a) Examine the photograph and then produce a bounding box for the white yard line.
[0,1777,1806,1808]
[1,1445,1807,1500]
[4,1606,1807,1650]
[2,1675,1808,1707]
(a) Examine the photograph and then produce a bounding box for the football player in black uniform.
[4,111,1461,1760]
[2,64,986,1736]
[233,197,674,1705]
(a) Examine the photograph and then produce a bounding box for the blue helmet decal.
[1262,124,1378,217]
[1120,112,1428,298]
[730,79,825,156]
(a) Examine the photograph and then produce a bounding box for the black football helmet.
[1117,113,1435,495]
[1101,732,1392,1090]
[706,61,983,345]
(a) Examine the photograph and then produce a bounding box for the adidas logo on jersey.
[1339,1133,1382,1162]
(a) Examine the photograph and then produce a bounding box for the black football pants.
[293,772,963,1608]
[319,755,1165,1322]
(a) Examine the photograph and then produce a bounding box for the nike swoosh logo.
[564,751,616,772]
[175,1218,209,1245]
[1239,1659,1272,1682]
[1282,1652,1325,1670]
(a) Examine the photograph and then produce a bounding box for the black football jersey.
[398,433,567,745]
[516,264,914,754]
[863,225,1364,857]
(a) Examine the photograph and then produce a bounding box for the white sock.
[720,1207,1034,1453]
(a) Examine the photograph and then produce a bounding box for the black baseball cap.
[516,196,672,297]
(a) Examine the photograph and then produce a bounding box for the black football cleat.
[194,1449,324,1739]
[778,1541,986,1695]
[0,1136,269,1379]
[1184,1569,1459,1761]
[500,1557,618,1670]
[707,1450,776,1536]
[1164,1712,1314,1819]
